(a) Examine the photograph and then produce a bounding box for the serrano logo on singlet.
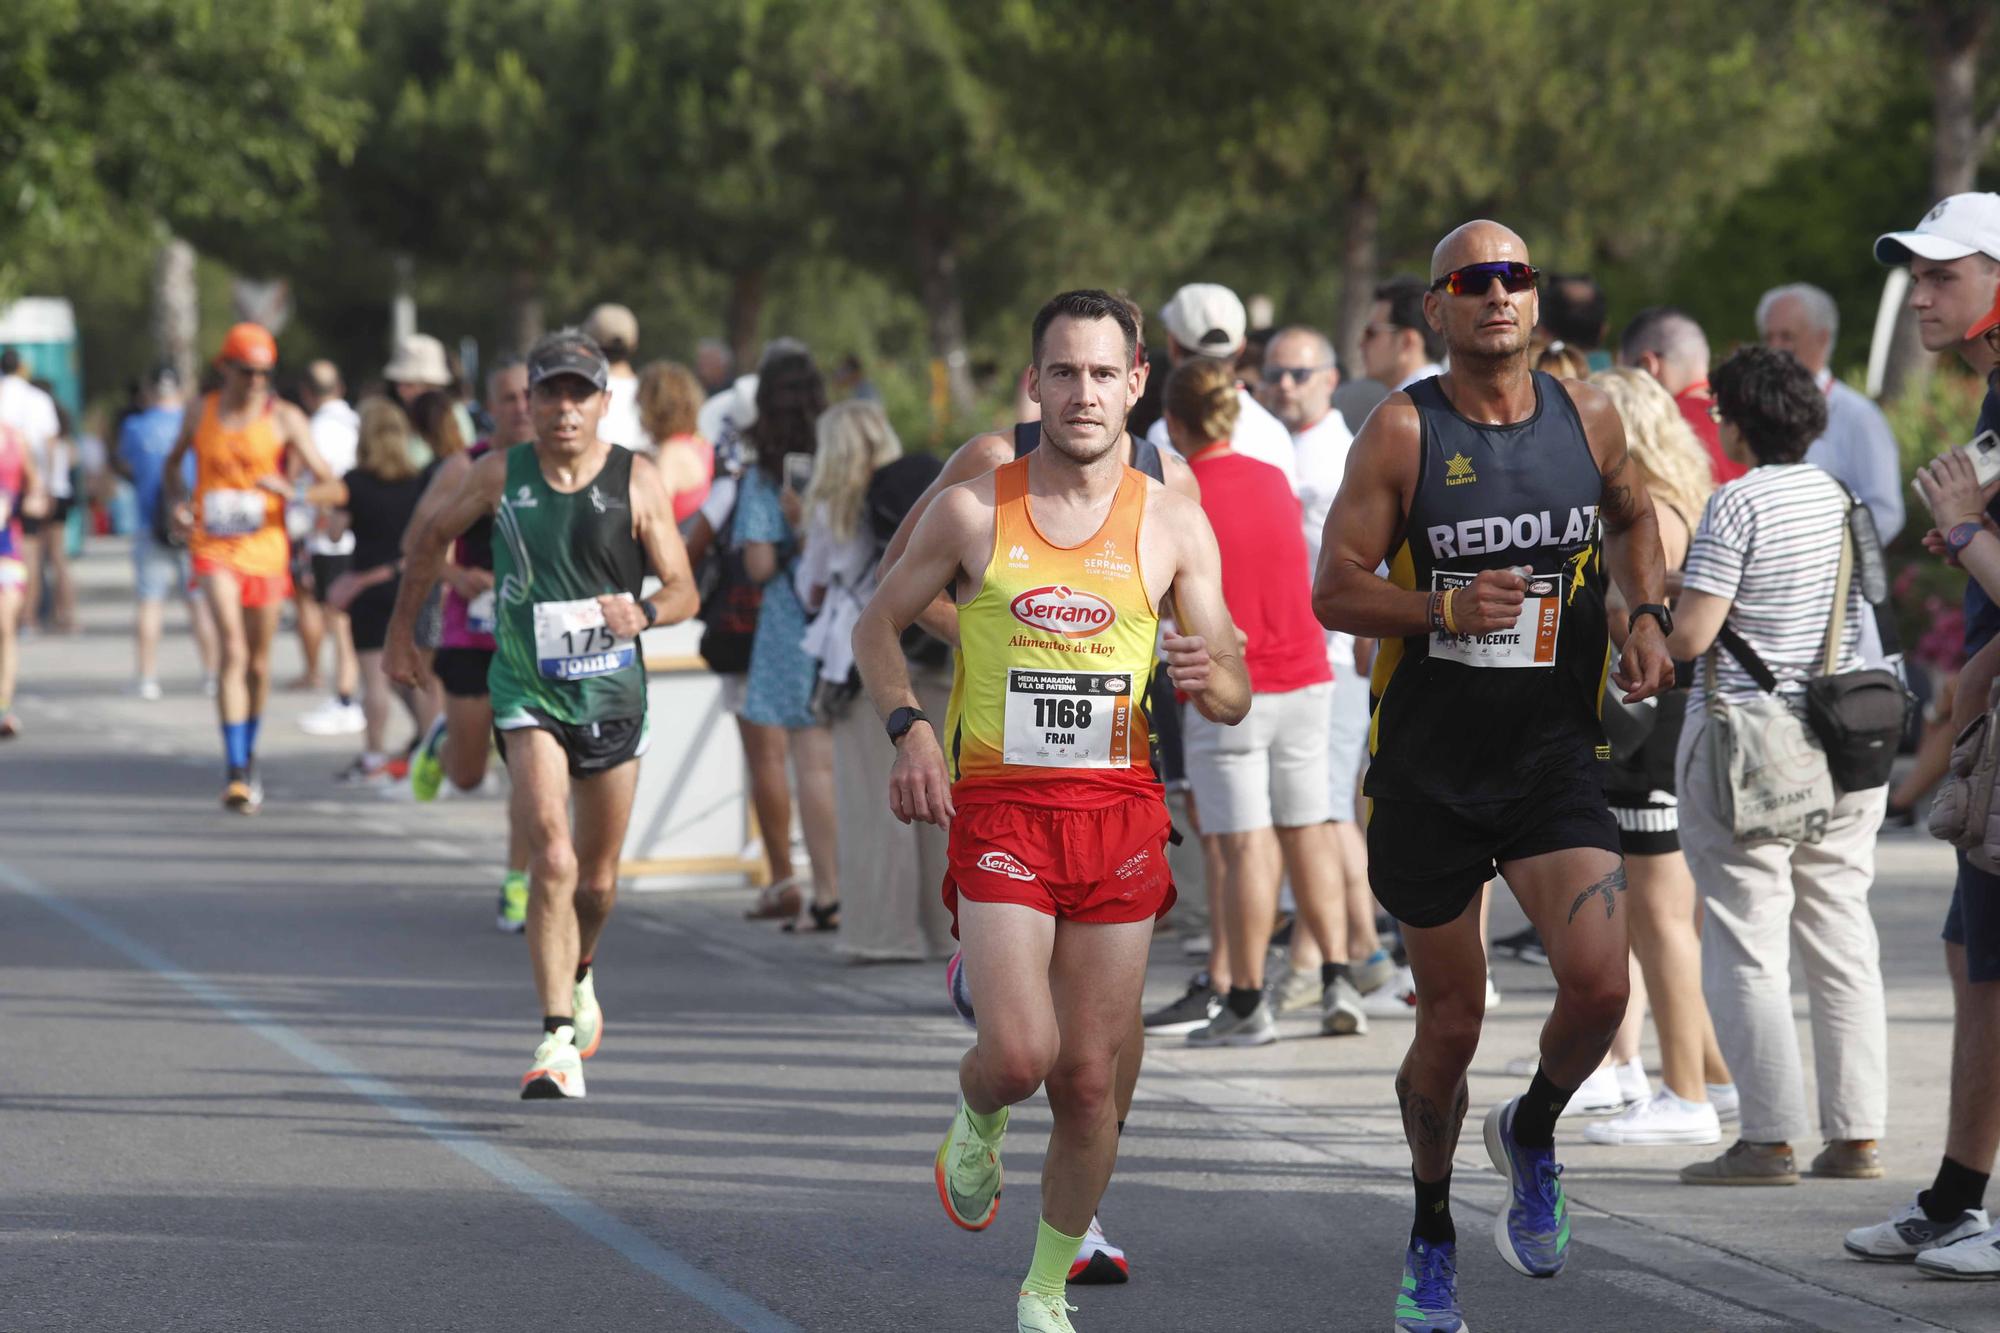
[1426,506,1598,559]
[1010,585,1116,639]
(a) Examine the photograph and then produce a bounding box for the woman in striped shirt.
[1664,346,1889,1187]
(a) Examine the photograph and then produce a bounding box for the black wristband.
[641,598,658,630]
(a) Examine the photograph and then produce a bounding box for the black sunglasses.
[1262,365,1331,386]
[1430,262,1540,297]
[229,362,272,379]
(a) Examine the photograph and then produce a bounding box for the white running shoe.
[1708,1082,1740,1123]
[134,679,163,702]
[1558,1063,1627,1118]
[1360,965,1419,1017]
[1067,1215,1128,1284]
[1583,1089,1721,1145]
[1844,1197,1990,1263]
[1614,1058,1649,1106]
[1916,1220,2000,1279]
[299,697,365,736]
[520,1026,585,1099]
[1484,972,1502,1010]
[573,968,603,1060]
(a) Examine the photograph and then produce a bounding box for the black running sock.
[337,692,354,707]
[1511,1070,1575,1149]
[1226,986,1262,1019]
[1921,1156,1991,1222]
[543,1014,572,1034]
[575,957,593,983]
[1321,962,1351,988]
[1412,1171,1455,1244]
[1116,1120,1124,1136]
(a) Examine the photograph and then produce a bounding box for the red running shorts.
[943,795,1176,936]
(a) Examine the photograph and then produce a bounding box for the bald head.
[304,359,344,404]
[1431,220,1532,281]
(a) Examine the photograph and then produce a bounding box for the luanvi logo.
[510,484,539,509]
[1010,585,1116,639]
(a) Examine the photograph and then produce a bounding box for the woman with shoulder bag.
[1664,346,1889,1187]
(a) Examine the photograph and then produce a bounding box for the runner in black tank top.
[1312,221,1673,1331]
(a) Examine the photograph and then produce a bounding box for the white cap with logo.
[1159,283,1247,359]
[1875,192,2000,266]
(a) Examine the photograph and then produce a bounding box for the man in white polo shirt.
[1144,284,1297,488]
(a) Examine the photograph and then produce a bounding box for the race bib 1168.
[1003,669,1134,768]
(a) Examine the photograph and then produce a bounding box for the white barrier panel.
[619,618,764,891]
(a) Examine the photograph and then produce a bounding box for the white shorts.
[1326,666,1370,820]
[1184,681,1334,835]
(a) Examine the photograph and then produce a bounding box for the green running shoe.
[934,1100,1006,1230]
[573,966,602,1060]
[497,871,528,934]
[409,716,448,802]
[1016,1290,1078,1332]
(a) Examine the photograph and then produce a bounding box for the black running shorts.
[432,647,493,700]
[496,709,649,779]
[1367,767,1620,929]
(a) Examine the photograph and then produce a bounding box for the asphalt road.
[0,547,1986,1332]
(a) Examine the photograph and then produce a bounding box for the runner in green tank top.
[387,328,697,1101]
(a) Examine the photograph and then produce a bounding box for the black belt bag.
[1717,486,1910,795]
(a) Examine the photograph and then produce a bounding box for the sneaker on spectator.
[1614,1057,1650,1106]
[1179,933,1212,958]
[299,697,365,736]
[1320,975,1368,1036]
[1350,947,1395,996]
[1558,1063,1627,1118]
[1584,1089,1721,1146]
[1915,1222,2000,1279]
[1186,999,1278,1048]
[1844,1197,1989,1263]
[1267,962,1320,1016]
[1360,965,1418,1017]
[1484,971,1502,1010]
[1709,1082,1740,1122]
[1144,974,1221,1036]
[134,679,163,702]
[1492,924,1547,966]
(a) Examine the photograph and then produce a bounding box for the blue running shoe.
[946,949,976,1028]
[1395,1237,1468,1332]
[1483,1095,1570,1278]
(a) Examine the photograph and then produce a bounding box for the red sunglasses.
[1430,262,1540,297]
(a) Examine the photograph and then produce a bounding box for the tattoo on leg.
[1396,1070,1470,1155]
[1567,865,1629,923]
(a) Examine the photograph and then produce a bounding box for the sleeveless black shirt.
[1366,372,1609,805]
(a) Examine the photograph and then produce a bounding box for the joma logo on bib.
[1010,585,1116,639]
[1427,507,1598,559]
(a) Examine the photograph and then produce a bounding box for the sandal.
[782,902,841,933]
[745,878,804,921]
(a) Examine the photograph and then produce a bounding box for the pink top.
[0,424,24,560]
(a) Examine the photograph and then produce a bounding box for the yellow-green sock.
[1022,1216,1085,1299]
[964,1101,1007,1142]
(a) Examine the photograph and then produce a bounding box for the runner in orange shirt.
[166,323,336,811]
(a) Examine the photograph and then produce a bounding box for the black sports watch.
[1630,603,1674,637]
[886,706,930,744]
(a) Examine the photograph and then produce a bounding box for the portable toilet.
[0,297,80,414]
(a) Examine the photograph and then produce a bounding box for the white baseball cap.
[1159,283,1247,358]
[1875,192,2000,266]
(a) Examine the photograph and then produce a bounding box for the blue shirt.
[117,406,188,524]
[1963,374,2000,655]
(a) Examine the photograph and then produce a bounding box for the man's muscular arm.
[1312,396,1525,639]
[855,483,986,826]
[385,451,506,687]
[1570,381,1672,702]
[1156,492,1249,725]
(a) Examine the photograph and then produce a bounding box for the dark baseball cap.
[526,328,610,392]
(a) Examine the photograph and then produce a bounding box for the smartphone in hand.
[783,451,815,495]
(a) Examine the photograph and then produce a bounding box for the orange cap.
[1969,283,2000,342]
[217,322,277,369]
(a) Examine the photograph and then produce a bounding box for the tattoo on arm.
[1567,864,1630,923]
[1600,447,1645,530]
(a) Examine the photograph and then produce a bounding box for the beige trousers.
[833,664,955,962]
[1677,711,1889,1144]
